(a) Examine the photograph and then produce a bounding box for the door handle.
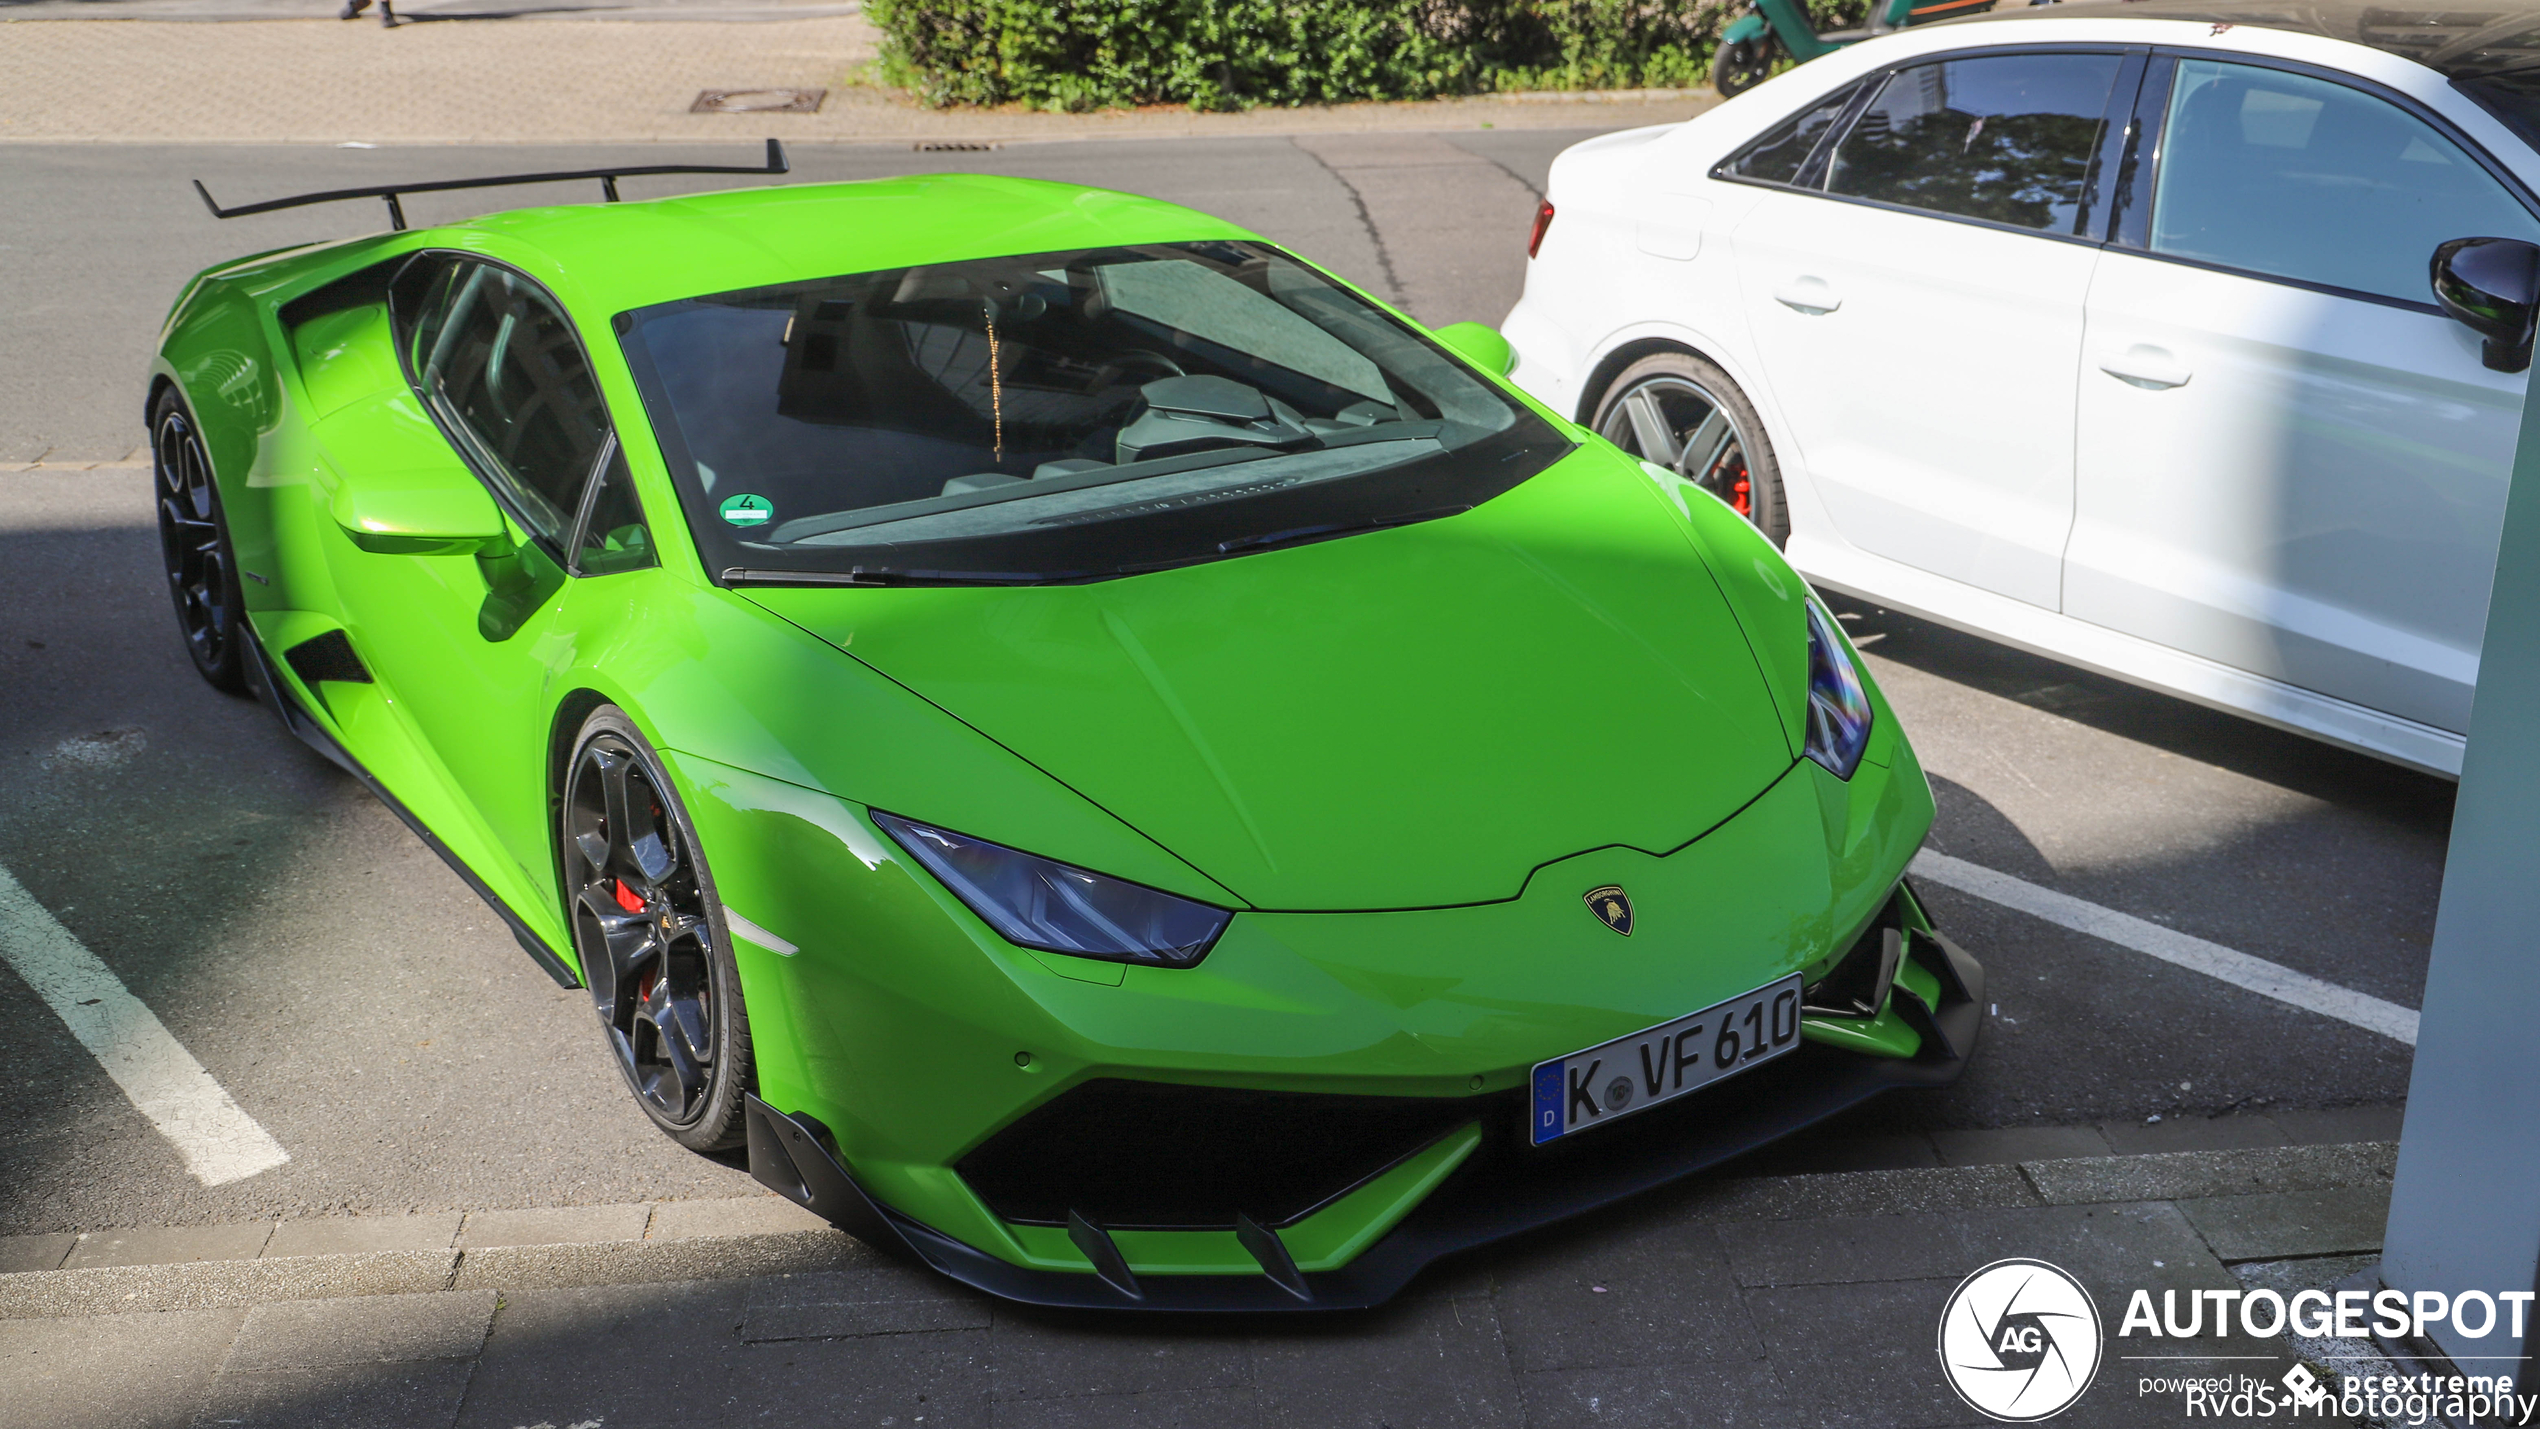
[2098,344,2191,390]
[1773,277,1840,315]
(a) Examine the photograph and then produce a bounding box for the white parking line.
[0,862,289,1185]
[1910,849,2420,1047]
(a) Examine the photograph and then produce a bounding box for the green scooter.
[1711,0,2000,96]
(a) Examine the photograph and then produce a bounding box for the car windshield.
[617,240,1569,584]
[2459,72,2540,153]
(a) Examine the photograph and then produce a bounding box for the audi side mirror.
[2432,236,2540,374]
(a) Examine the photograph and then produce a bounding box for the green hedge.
[868,0,1867,111]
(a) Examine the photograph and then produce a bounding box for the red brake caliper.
[613,879,661,1006]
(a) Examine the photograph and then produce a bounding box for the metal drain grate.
[691,88,827,114]
[915,140,1000,152]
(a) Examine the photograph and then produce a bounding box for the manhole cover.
[915,140,999,151]
[691,88,826,114]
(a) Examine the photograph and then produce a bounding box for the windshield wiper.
[1213,504,1473,555]
[722,566,1081,587]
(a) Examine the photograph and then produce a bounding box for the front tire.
[563,706,753,1152]
[150,391,249,694]
[1590,350,1790,546]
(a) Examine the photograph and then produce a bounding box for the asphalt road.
[0,135,2451,1236]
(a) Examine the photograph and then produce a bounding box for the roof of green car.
[414,174,1263,316]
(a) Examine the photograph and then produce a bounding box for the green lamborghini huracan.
[154,145,1980,1308]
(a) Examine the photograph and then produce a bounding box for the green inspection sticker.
[719,494,773,527]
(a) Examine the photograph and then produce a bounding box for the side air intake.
[283,629,372,686]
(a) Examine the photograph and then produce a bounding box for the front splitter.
[748,928,1984,1312]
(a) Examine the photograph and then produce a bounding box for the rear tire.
[562,706,754,1153]
[1590,351,1790,547]
[150,390,249,694]
[1712,37,1777,97]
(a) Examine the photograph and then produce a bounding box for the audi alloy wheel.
[1591,351,1790,546]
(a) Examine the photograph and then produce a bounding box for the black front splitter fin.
[747,931,1984,1313]
[238,622,582,989]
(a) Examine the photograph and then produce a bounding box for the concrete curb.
[2021,1140,2398,1205]
[448,1229,863,1294]
[0,1249,461,1319]
[0,1194,869,1320]
[0,1141,2399,1319]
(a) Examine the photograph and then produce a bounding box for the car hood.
[742,447,1795,911]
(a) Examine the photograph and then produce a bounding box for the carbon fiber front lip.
[747,930,1984,1313]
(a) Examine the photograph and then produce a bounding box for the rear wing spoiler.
[192,138,790,231]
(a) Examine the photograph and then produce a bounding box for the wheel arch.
[155,276,283,498]
[1576,337,1679,425]
[144,372,182,432]
[143,370,205,482]
[1572,328,1797,474]
[1573,333,1753,426]
[547,685,617,854]
[543,685,616,974]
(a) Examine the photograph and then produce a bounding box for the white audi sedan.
[1503,0,2540,776]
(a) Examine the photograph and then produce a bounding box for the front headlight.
[872,812,1232,968]
[1802,600,1874,779]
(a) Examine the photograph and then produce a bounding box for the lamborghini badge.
[1584,885,1633,936]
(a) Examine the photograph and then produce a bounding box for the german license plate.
[1529,974,1804,1144]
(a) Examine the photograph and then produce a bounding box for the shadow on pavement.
[136,1174,2304,1429]
[0,486,757,1235]
[0,494,2422,1256]
[1824,592,2457,838]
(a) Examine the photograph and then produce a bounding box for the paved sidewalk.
[0,11,1714,146]
[0,0,859,19]
[0,1127,2404,1427]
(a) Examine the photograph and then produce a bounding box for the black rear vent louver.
[284,629,372,686]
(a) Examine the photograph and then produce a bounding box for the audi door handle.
[2098,345,2191,389]
[1773,277,1840,315]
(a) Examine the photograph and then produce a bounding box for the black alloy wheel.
[1711,36,1777,98]
[151,394,249,693]
[1591,350,1790,546]
[564,707,752,1151]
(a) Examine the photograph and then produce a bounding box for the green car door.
[308,254,656,923]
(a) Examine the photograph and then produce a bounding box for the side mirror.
[1433,321,1516,377]
[2432,237,2539,374]
[315,392,511,553]
[329,465,508,554]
